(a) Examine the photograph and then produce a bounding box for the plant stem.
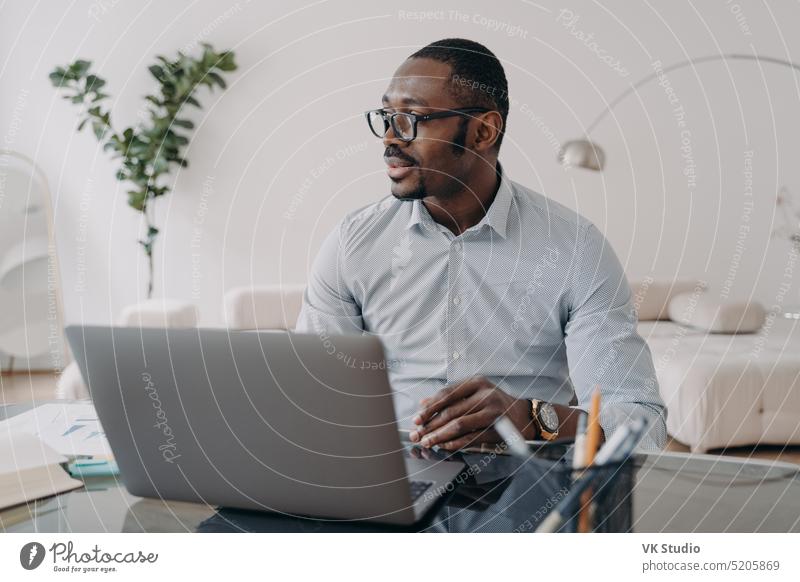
[145,200,155,299]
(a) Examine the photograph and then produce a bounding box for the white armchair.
[222,284,305,330]
[56,299,199,399]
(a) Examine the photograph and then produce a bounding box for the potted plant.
[50,44,237,298]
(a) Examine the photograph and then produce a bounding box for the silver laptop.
[65,325,464,526]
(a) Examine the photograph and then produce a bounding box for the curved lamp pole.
[558,54,800,171]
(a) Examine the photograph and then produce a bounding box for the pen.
[593,416,649,465]
[571,414,587,477]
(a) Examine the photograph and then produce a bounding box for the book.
[0,431,83,512]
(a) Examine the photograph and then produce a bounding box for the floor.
[0,371,62,404]
[3,371,800,465]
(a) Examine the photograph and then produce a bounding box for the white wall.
[2,0,800,328]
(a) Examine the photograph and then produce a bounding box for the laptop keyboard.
[409,480,434,502]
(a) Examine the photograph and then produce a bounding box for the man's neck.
[422,162,501,236]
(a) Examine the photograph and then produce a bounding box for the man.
[296,38,666,450]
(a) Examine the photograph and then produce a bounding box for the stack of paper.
[0,402,112,457]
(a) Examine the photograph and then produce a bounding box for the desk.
[2,403,799,533]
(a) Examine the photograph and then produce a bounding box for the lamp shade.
[557,139,606,171]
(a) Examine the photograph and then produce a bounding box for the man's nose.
[382,122,405,148]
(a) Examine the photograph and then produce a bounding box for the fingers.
[411,390,492,441]
[417,410,496,448]
[414,377,488,426]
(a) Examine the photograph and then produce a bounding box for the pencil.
[583,388,602,467]
[578,387,602,533]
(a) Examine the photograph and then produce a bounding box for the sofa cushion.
[629,279,707,321]
[668,292,766,333]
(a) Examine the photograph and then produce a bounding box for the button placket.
[445,237,465,381]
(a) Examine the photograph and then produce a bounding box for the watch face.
[539,403,559,432]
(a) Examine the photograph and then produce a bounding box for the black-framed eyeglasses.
[365,107,491,142]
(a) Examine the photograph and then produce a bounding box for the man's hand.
[409,376,536,450]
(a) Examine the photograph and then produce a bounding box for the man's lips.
[384,156,417,180]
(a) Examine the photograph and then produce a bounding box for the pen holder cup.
[560,458,635,533]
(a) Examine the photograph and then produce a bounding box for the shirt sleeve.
[295,221,365,336]
[564,223,667,450]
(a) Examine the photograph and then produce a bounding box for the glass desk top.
[2,404,799,533]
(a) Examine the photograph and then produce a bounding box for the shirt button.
[452,295,461,306]
[452,351,460,360]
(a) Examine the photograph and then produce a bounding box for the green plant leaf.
[216,51,237,71]
[127,190,147,211]
[92,121,106,139]
[152,156,169,174]
[85,74,106,91]
[172,118,194,129]
[167,155,189,167]
[49,69,68,86]
[71,60,92,77]
[148,65,164,81]
[207,71,226,89]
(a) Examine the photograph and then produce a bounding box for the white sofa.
[639,317,800,452]
[631,280,800,452]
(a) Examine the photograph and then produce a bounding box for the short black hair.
[409,38,509,150]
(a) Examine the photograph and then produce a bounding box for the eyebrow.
[381,94,429,107]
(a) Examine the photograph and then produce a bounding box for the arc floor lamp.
[558,54,800,171]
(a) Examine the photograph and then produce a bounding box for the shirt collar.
[405,164,515,240]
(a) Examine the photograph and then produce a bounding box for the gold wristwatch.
[530,399,560,441]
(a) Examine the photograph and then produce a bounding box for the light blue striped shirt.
[296,169,667,450]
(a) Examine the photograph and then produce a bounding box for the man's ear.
[473,111,503,152]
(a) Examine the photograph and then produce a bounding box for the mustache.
[383,146,417,165]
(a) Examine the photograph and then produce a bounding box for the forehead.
[382,58,458,108]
